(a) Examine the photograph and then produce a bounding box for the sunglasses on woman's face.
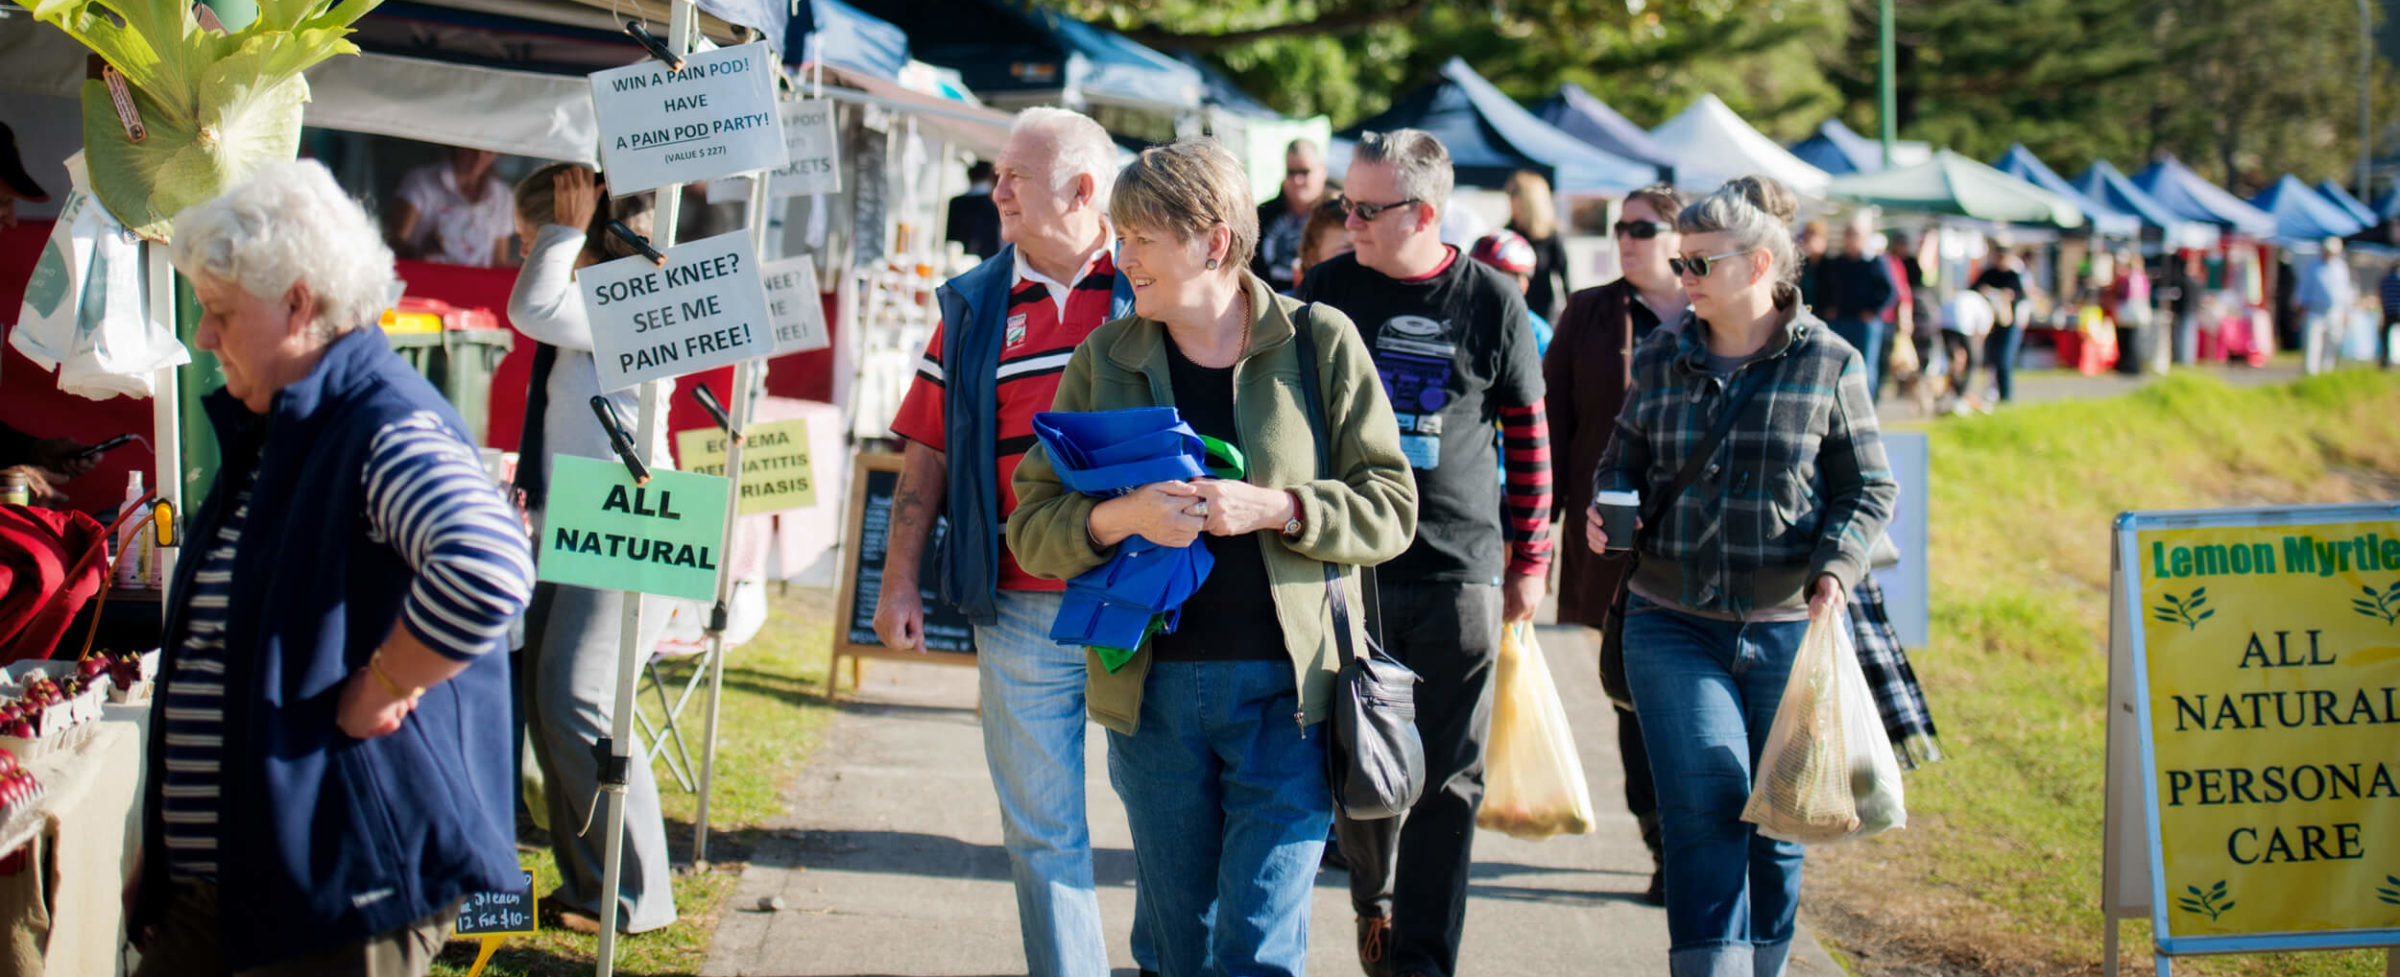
[1613,220,1672,240]
[1668,249,1756,279]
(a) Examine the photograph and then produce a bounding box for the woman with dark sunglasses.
[1542,182,1686,905]
[1586,176,1898,977]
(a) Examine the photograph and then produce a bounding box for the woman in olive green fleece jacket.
[1006,140,1414,977]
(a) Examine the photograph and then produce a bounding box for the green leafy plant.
[2153,587,2213,631]
[2377,874,2400,907]
[2176,880,2235,922]
[32,0,382,240]
[2355,582,2400,625]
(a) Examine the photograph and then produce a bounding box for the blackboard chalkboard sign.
[454,871,536,937]
[837,453,976,655]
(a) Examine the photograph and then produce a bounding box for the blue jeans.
[976,590,1110,977]
[1983,324,2024,402]
[1622,595,1811,977]
[1108,660,1331,977]
[1825,317,1885,397]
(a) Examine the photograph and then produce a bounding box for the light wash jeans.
[1622,594,1812,977]
[976,590,1111,977]
[2302,310,2343,375]
[1109,660,1330,977]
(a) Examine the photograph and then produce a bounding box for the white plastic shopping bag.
[1832,614,1907,838]
[12,152,189,400]
[1742,610,1859,844]
[1477,621,1595,840]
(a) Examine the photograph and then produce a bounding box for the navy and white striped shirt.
[161,411,534,880]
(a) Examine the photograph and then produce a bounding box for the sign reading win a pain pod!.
[535,455,730,601]
[588,41,786,194]
[579,230,775,392]
[2122,510,2400,953]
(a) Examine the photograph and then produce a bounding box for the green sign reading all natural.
[536,454,730,601]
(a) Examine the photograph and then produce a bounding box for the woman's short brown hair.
[512,163,656,262]
[1109,138,1258,272]
[1622,183,1686,223]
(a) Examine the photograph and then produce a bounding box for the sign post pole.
[691,171,775,868]
[595,2,693,971]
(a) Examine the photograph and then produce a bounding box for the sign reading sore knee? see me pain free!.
[535,455,730,601]
[587,42,786,194]
[580,230,774,391]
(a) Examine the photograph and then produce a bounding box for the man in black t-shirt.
[1298,128,1553,977]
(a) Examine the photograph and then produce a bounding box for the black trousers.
[1336,580,1499,977]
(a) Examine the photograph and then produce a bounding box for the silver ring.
[1193,500,1210,516]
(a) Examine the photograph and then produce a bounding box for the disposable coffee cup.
[1594,490,1640,550]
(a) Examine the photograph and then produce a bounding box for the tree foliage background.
[1050,0,2399,193]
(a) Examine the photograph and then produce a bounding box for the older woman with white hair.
[1009,138,1416,977]
[132,159,534,977]
[1587,175,1897,977]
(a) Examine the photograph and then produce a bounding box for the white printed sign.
[589,43,785,194]
[580,230,774,391]
[759,256,830,353]
[768,98,842,198]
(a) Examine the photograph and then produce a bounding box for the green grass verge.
[1808,369,2400,976]
[430,587,834,977]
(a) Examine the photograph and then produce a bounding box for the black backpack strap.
[1287,302,1380,663]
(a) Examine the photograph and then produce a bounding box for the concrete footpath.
[705,623,1842,976]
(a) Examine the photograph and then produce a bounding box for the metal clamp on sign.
[588,396,651,486]
[689,383,741,443]
[622,20,686,72]
[606,220,668,267]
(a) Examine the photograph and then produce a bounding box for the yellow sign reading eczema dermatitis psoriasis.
[2137,519,2400,940]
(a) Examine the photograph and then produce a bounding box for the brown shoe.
[557,908,603,935]
[1355,914,1393,977]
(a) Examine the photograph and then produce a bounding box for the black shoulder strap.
[1287,302,1381,662]
[1638,363,1768,541]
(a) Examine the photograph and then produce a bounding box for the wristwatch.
[1280,491,1305,539]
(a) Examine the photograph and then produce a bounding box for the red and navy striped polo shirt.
[890,250,1120,592]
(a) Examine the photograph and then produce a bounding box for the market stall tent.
[1789,117,1929,176]
[2316,179,2377,226]
[1992,144,2141,236]
[2132,155,2277,238]
[1647,93,1830,197]
[1530,82,1682,179]
[2075,159,2219,248]
[1826,149,2085,228]
[1340,58,1654,192]
[2246,174,2366,245]
[843,0,1200,119]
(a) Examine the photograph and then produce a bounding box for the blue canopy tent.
[2132,156,2277,238]
[1788,118,1929,176]
[1530,82,1681,181]
[790,0,910,80]
[2317,180,2378,226]
[1992,144,2140,236]
[847,0,1198,114]
[2075,160,2218,247]
[1342,57,1654,192]
[2247,174,2366,245]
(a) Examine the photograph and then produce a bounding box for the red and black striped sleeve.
[1499,398,1553,576]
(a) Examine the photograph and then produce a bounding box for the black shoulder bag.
[1597,368,1767,709]
[1290,304,1425,821]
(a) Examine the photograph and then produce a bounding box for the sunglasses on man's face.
[1668,249,1756,279]
[1613,220,1672,240]
[1342,197,1421,222]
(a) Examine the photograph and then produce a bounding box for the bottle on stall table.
[115,471,150,589]
[0,471,27,507]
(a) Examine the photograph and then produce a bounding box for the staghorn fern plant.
[33,0,382,240]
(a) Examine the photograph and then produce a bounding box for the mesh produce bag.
[1476,622,1595,840]
[1741,611,1859,844]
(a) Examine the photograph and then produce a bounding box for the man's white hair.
[1011,106,1118,209]
[168,159,397,342]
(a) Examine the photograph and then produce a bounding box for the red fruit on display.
[76,657,107,680]
[7,721,33,739]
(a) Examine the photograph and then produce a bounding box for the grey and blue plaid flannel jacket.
[1594,305,1899,619]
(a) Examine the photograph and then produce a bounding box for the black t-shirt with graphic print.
[1297,249,1542,584]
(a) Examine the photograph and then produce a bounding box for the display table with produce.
[0,656,155,976]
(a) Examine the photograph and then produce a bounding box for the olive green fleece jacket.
[1007,273,1418,736]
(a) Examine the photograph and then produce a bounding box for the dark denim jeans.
[1109,660,1331,977]
[1622,594,1812,977]
[1983,324,2025,402]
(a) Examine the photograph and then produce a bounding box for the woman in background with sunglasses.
[1586,176,1898,977]
[1541,182,1685,905]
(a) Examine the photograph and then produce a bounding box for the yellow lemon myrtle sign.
[2124,506,2400,954]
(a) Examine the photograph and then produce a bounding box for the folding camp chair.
[637,644,710,793]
